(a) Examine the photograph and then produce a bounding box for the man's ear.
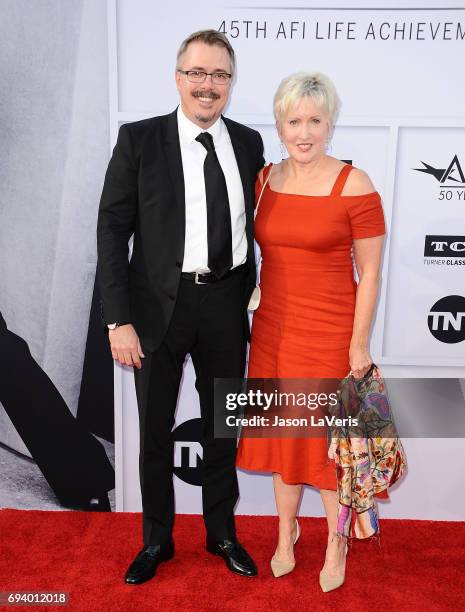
[175,69,183,92]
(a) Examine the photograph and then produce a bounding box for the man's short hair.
[176,29,235,74]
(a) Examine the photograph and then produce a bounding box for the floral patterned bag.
[328,364,407,539]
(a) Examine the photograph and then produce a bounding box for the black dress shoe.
[206,538,257,577]
[124,541,174,585]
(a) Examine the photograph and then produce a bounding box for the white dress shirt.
[177,105,247,273]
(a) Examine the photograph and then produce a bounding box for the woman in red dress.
[236,72,385,591]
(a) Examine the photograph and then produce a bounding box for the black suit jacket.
[97,109,264,351]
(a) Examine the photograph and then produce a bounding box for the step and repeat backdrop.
[111,0,465,519]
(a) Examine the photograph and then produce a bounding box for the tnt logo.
[428,295,465,343]
[174,441,202,469]
[173,418,203,486]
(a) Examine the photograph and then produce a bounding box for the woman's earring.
[280,141,287,159]
[325,137,332,154]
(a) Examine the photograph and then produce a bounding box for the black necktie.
[195,131,233,279]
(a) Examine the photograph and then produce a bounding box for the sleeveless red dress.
[236,163,386,488]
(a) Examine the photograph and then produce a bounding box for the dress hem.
[237,463,337,491]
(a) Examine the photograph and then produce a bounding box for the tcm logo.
[415,155,465,186]
[428,295,465,344]
[424,236,465,257]
[173,418,203,486]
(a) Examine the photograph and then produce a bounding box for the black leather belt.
[181,264,246,284]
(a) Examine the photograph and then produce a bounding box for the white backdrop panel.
[110,0,465,518]
[116,0,465,120]
[383,127,465,362]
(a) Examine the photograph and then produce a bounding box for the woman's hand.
[349,344,373,379]
[328,436,338,460]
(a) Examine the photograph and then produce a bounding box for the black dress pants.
[134,270,247,546]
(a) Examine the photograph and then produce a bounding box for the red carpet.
[1,510,464,611]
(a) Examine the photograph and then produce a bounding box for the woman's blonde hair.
[273,71,341,130]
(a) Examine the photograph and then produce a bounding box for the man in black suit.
[97,30,264,584]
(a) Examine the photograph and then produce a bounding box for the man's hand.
[108,324,145,369]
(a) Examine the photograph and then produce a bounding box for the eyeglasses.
[177,69,232,85]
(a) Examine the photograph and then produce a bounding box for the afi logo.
[428,295,465,343]
[415,155,465,185]
[424,236,465,257]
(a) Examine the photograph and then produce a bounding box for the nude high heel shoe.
[319,540,348,593]
[270,520,301,578]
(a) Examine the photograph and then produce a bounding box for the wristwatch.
[107,322,130,330]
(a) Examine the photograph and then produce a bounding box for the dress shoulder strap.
[261,163,273,187]
[255,163,273,220]
[330,163,353,197]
